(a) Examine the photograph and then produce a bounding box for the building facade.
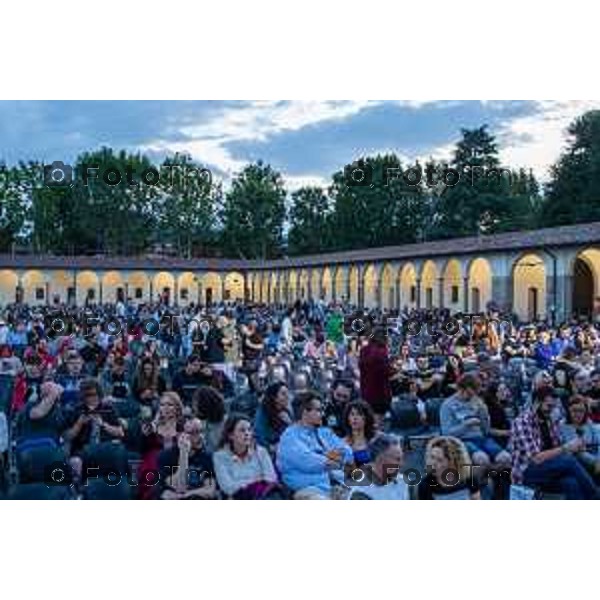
[2,222,600,323]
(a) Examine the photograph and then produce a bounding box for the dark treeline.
[1,111,600,259]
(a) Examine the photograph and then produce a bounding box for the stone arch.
[311,269,322,300]
[127,272,150,305]
[380,263,395,310]
[348,265,359,306]
[202,272,222,305]
[322,267,333,302]
[334,267,346,303]
[468,258,493,315]
[512,253,546,321]
[225,272,245,302]
[443,259,463,311]
[572,248,600,317]
[270,272,279,303]
[299,270,309,300]
[22,270,47,305]
[51,270,75,305]
[0,269,19,306]
[421,260,439,309]
[178,272,197,306]
[76,270,100,306]
[288,270,298,303]
[259,272,269,303]
[399,263,417,310]
[152,272,176,305]
[102,271,126,304]
[363,264,378,308]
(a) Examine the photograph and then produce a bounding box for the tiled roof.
[1,221,599,272]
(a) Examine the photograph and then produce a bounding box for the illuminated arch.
[225,272,245,301]
[299,270,309,300]
[21,270,45,305]
[443,259,462,310]
[421,260,439,309]
[0,269,18,306]
[76,270,99,306]
[380,263,395,310]
[288,270,298,303]
[334,267,346,302]
[363,264,377,308]
[322,267,333,302]
[399,263,417,310]
[103,271,126,304]
[127,272,150,304]
[202,272,222,305]
[311,269,322,300]
[348,265,359,306]
[178,272,197,306]
[512,254,546,321]
[469,258,493,314]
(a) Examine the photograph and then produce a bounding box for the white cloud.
[140,99,600,187]
[140,100,380,177]
[499,100,600,181]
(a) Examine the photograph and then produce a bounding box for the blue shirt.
[276,424,353,494]
[534,342,553,369]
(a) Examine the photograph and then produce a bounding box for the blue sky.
[1,100,598,188]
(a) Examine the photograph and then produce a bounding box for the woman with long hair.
[418,436,481,500]
[133,358,166,405]
[342,400,376,466]
[138,391,184,499]
[441,353,464,397]
[254,382,292,451]
[213,413,281,499]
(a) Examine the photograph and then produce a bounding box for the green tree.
[0,163,33,252]
[220,161,286,259]
[287,186,333,255]
[541,110,600,226]
[157,153,220,258]
[73,147,160,254]
[328,154,425,251]
[433,125,517,238]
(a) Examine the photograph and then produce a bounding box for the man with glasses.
[277,391,353,499]
[159,418,217,500]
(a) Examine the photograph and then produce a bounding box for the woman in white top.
[213,413,281,499]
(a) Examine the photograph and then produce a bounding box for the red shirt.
[359,342,392,410]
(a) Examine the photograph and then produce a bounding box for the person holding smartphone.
[440,373,511,469]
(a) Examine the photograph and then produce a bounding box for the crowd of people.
[0,296,599,500]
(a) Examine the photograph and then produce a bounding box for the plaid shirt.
[510,408,561,484]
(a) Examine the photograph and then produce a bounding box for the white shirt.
[349,478,409,500]
[213,445,278,496]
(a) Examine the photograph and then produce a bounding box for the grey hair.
[368,433,402,460]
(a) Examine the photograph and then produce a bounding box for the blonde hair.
[158,391,184,424]
[425,436,472,482]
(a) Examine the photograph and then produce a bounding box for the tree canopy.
[1,111,597,259]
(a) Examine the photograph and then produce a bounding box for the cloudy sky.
[0,100,598,189]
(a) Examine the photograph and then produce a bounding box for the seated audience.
[510,386,598,499]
